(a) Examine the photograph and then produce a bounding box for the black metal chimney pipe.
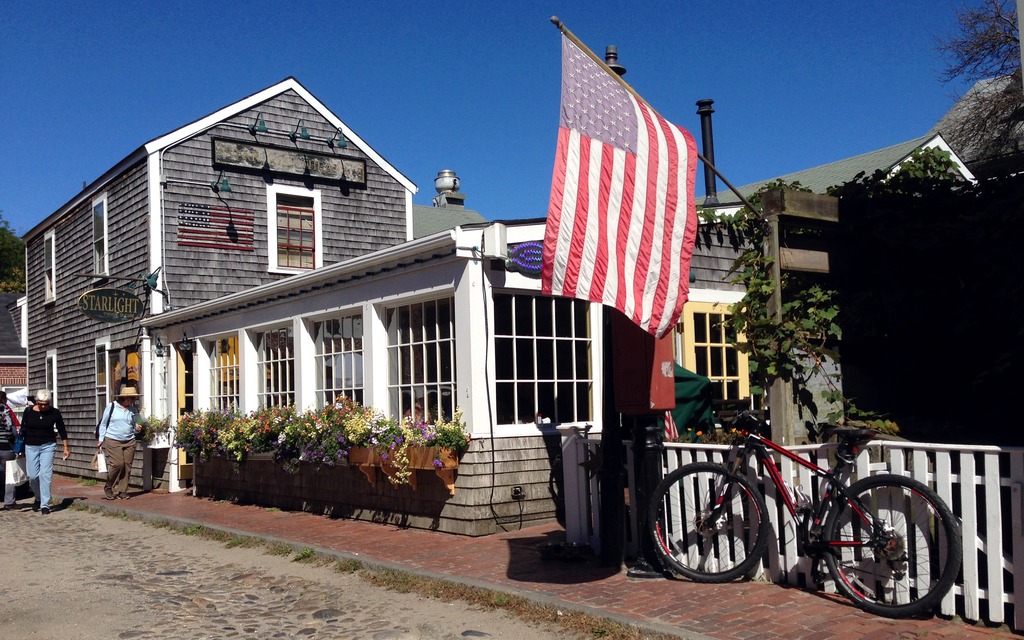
[696,99,718,205]
[604,46,626,76]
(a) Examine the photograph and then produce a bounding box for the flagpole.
[550,16,762,216]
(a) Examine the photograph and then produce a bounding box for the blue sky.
[0,1,973,236]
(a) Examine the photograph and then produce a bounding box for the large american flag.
[542,35,699,338]
[177,203,255,251]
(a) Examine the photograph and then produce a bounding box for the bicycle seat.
[822,426,877,447]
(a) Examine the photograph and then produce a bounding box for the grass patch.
[293,547,316,563]
[266,542,294,557]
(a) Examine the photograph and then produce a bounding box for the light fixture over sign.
[289,119,310,142]
[326,128,347,149]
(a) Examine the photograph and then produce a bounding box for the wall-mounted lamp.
[178,333,193,353]
[326,128,347,149]
[211,171,231,193]
[289,119,310,142]
[154,337,166,358]
[248,112,268,135]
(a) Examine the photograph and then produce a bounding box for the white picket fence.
[557,426,1024,631]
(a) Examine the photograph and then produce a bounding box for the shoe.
[103,488,116,500]
[40,506,50,515]
[117,493,129,500]
[32,501,40,512]
[1,505,12,511]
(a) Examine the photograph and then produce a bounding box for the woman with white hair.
[20,389,69,514]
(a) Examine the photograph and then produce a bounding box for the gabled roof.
[25,77,416,241]
[709,133,975,208]
[928,75,1024,176]
[412,205,487,239]
[144,77,416,194]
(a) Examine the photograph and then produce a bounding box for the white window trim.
[489,291,600,434]
[92,193,109,276]
[45,349,58,406]
[95,337,111,419]
[43,230,56,302]
[267,184,323,274]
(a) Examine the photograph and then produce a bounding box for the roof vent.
[433,169,466,208]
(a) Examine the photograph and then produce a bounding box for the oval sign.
[78,288,145,323]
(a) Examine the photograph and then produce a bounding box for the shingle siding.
[25,159,150,482]
[159,90,408,307]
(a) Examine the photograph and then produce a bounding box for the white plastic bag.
[5,456,27,486]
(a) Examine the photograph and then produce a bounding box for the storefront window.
[493,293,593,425]
[256,327,294,407]
[385,297,455,422]
[209,336,240,411]
[313,314,364,407]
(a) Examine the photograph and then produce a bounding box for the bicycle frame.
[725,431,875,556]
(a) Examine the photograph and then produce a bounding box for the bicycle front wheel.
[648,462,769,582]
[823,474,962,618]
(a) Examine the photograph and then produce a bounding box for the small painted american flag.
[542,35,699,338]
[177,203,255,251]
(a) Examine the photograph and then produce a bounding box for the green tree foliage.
[829,147,1024,445]
[0,212,25,293]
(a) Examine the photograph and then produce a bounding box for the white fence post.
[557,424,590,546]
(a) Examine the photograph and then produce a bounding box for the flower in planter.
[135,414,171,443]
[176,409,242,461]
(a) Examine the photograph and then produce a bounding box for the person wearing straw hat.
[97,385,142,500]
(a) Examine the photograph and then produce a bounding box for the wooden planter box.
[347,446,460,495]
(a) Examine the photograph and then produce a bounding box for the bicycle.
[648,412,962,618]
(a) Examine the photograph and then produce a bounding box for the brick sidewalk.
[50,476,1016,640]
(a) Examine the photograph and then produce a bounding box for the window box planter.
[347,446,461,495]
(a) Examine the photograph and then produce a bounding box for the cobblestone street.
[0,504,568,640]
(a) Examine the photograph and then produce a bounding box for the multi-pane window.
[96,345,109,419]
[313,314,364,407]
[276,194,315,269]
[44,231,56,302]
[209,336,240,410]
[493,294,593,425]
[386,298,455,422]
[92,195,108,275]
[256,327,294,407]
[45,351,57,405]
[678,302,750,401]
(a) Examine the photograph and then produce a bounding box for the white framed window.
[43,230,56,302]
[493,293,593,425]
[313,313,364,407]
[95,339,111,420]
[267,185,322,273]
[208,335,240,411]
[255,326,294,407]
[45,350,58,406]
[385,297,455,422]
[92,194,108,275]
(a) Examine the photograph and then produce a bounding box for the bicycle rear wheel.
[823,474,962,618]
[649,462,769,582]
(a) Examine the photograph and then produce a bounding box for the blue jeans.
[25,442,56,508]
[0,449,16,506]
